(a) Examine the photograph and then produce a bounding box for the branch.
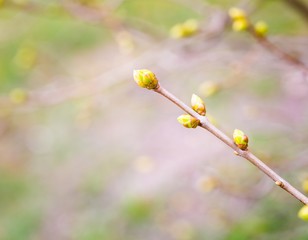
[228,7,308,75]
[133,69,308,205]
[248,27,308,75]
[154,85,308,205]
[282,0,308,23]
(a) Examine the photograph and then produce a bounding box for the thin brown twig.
[151,84,308,205]
[282,0,308,23]
[247,27,308,75]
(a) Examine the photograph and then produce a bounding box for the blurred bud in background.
[198,81,220,98]
[13,44,37,71]
[115,30,135,54]
[133,155,154,174]
[9,88,28,104]
[170,19,199,39]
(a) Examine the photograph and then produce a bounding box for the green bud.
[9,88,28,104]
[228,7,246,21]
[198,81,220,97]
[191,94,206,116]
[170,24,185,39]
[170,19,199,39]
[182,19,199,36]
[298,205,308,221]
[133,69,159,90]
[232,18,249,32]
[177,114,200,128]
[302,179,308,193]
[233,129,249,150]
[254,21,268,37]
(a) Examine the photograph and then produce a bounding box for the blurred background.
[0,0,308,239]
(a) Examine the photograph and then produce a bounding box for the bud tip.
[133,69,159,90]
[191,93,206,116]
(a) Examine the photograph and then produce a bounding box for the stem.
[248,27,308,75]
[282,0,308,23]
[154,85,308,205]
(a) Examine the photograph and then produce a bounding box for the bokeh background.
[0,0,308,239]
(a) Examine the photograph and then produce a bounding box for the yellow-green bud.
[196,176,219,193]
[9,88,28,104]
[198,81,220,97]
[170,19,199,39]
[170,24,185,39]
[298,205,308,221]
[233,129,249,150]
[191,94,206,116]
[232,18,249,32]
[182,19,199,35]
[228,7,246,21]
[177,114,200,128]
[133,69,159,90]
[302,179,308,193]
[254,21,268,37]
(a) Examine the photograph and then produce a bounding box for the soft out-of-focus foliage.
[0,0,308,239]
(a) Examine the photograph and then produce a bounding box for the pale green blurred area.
[0,0,308,239]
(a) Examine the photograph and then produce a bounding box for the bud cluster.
[228,7,249,32]
[228,7,268,37]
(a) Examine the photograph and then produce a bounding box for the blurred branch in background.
[0,8,228,111]
[229,7,308,75]
[282,0,308,23]
[0,0,308,239]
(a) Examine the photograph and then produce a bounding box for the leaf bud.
[232,18,249,32]
[177,114,200,128]
[191,94,206,116]
[198,81,220,97]
[233,129,249,150]
[302,179,308,193]
[170,19,199,38]
[133,69,159,90]
[9,88,28,104]
[228,7,247,21]
[298,205,308,221]
[254,21,268,37]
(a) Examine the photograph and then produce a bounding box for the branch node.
[275,180,284,188]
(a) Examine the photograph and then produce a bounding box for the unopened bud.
[177,114,200,128]
[9,88,28,104]
[196,176,219,193]
[232,19,249,32]
[191,94,206,116]
[133,69,159,90]
[298,205,308,221]
[228,7,246,21]
[170,24,185,39]
[182,19,199,35]
[170,19,199,39]
[198,81,220,97]
[302,179,308,193]
[233,129,249,150]
[254,21,268,37]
